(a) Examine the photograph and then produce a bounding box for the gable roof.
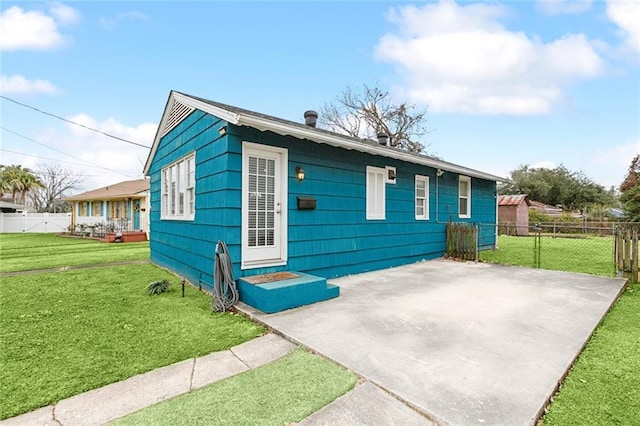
[498,194,530,207]
[144,90,507,182]
[63,179,149,202]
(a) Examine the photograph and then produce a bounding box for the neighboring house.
[498,194,530,236]
[0,200,26,213]
[604,207,625,219]
[143,91,505,291]
[529,200,564,218]
[63,179,150,233]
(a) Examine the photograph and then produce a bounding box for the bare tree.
[30,164,83,213]
[319,83,430,154]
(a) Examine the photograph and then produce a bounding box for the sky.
[1,0,639,195]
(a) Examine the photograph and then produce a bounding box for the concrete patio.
[240,259,627,426]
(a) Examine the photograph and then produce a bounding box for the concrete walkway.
[241,259,627,426]
[0,260,150,277]
[0,334,296,426]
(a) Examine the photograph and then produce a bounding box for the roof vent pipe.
[304,110,318,127]
[377,132,389,146]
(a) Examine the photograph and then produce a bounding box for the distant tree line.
[500,164,617,211]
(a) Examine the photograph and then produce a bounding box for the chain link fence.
[468,222,617,278]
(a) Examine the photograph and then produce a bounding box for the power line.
[0,148,140,178]
[1,126,134,175]
[0,95,152,149]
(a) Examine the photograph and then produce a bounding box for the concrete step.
[237,272,339,314]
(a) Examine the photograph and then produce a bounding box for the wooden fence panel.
[615,224,639,283]
[446,223,478,261]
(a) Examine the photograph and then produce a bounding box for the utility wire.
[1,95,152,149]
[0,148,139,178]
[1,126,134,175]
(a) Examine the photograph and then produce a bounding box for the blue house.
[143,91,504,312]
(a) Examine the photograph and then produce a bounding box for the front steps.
[237,272,339,314]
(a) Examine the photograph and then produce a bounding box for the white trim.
[458,175,471,219]
[160,152,196,221]
[241,142,288,269]
[366,166,386,220]
[415,175,430,220]
[145,91,508,183]
[161,99,195,137]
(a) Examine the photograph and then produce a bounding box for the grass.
[0,233,150,272]
[479,235,614,277]
[113,348,357,426]
[542,283,640,425]
[0,264,265,419]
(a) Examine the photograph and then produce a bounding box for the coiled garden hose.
[212,241,239,312]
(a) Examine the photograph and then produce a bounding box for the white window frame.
[161,152,196,220]
[458,175,471,219]
[415,175,430,220]
[366,166,386,220]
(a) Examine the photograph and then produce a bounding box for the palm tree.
[0,165,43,204]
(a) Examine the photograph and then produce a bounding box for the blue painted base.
[237,272,339,314]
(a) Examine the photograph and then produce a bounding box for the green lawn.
[0,264,265,419]
[114,348,357,426]
[542,283,640,424]
[480,235,614,277]
[0,233,150,272]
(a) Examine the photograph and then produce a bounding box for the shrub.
[529,209,552,224]
[146,279,172,295]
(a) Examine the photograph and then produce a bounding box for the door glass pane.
[247,155,277,247]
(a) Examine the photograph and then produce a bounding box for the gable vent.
[161,100,194,137]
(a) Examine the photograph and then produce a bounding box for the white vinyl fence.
[0,212,71,233]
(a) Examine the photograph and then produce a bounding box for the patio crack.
[188,358,196,391]
[51,404,62,425]
[229,349,252,370]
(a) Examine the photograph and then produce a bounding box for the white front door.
[242,142,288,269]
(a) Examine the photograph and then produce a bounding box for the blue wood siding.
[148,111,232,289]
[148,110,497,290]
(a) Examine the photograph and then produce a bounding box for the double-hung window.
[415,175,429,220]
[161,153,196,220]
[366,166,386,220]
[458,175,471,218]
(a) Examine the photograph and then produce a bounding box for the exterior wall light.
[218,126,227,136]
[295,166,305,181]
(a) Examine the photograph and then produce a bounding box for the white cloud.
[99,11,150,30]
[375,1,605,115]
[0,3,79,51]
[593,139,640,168]
[25,115,157,190]
[0,74,59,95]
[606,0,640,52]
[49,2,80,25]
[536,0,592,15]
[590,139,640,187]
